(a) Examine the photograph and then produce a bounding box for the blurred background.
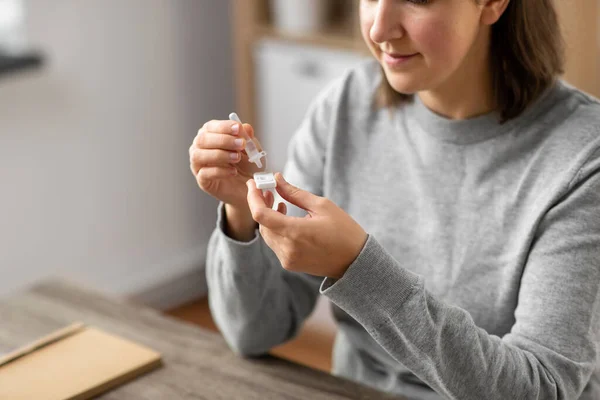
[1,0,598,372]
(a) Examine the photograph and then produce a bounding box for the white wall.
[0,0,233,308]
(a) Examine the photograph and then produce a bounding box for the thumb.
[242,123,266,153]
[242,123,254,139]
[275,173,320,212]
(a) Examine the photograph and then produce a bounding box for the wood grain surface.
[0,279,404,399]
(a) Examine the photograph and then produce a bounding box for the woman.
[189,0,600,398]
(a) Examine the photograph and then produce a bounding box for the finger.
[264,190,275,209]
[276,202,287,215]
[246,179,289,231]
[258,224,284,254]
[196,166,237,184]
[190,148,242,168]
[202,120,242,136]
[274,173,321,212]
[195,132,246,151]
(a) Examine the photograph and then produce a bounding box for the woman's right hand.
[189,119,265,211]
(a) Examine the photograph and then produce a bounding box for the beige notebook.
[0,323,162,400]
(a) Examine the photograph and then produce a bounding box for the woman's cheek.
[408,16,455,68]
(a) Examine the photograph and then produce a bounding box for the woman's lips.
[382,52,418,67]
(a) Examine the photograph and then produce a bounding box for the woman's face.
[360,0,487,94]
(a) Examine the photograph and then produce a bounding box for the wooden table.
[0,279,404,399]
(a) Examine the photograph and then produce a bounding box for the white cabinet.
[253,39,366,172]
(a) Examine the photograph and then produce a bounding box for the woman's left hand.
[246,173,368,279]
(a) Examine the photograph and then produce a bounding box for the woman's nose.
[369,1,404,44]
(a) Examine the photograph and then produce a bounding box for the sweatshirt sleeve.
[205,74,348,357]
[320,149,600,399]
[205,203,322,356]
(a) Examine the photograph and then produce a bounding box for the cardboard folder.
[0,322,162,400]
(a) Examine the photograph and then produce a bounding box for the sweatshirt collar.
[403,82,561,145]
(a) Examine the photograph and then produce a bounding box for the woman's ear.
[480,0,510,26]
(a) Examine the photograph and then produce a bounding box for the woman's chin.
[384,74,423,95]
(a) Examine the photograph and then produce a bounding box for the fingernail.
[234,138,244,148]
[231,124,239,135]
[230,152,240,160]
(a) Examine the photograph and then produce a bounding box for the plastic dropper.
[229,112,267,169]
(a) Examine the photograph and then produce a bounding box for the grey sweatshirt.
[205,60,600,400]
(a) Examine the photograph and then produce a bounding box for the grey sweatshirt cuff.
[320,234,422,314]
[215,202,261,247]
[212,202,275,286]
